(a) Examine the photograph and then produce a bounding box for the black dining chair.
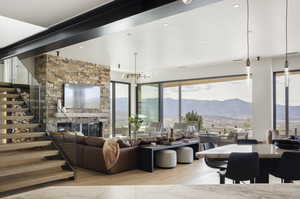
[203,143,228,184]
[219,152,260,184]
[237,139,258,145]
[270,152,300,183]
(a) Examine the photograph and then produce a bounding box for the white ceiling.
[0,16,45,48]
[48,0,300,73]
[0,0,112,27]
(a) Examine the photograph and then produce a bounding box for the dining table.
[196,144,300,183]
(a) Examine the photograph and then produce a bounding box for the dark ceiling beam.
[0,0,221,60]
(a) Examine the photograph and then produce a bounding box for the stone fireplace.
[35,55,111,137]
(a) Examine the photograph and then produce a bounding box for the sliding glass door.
[139,76,252,133]
[137,84,160,129]
[274,71,300,135]
[111,81,131,137]
[163,86,180,128]
[180,78,252,132]
[274,75,286,134]
[289,74,300,134]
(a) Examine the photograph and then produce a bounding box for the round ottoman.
[176,147,193,164]
[156,150,177,169]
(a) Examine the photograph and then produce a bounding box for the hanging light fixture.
[122,52,151,86]
[245,0,251,81]
[182,0,193,5]
[284,0,289,88]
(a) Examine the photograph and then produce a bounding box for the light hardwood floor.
[57,159,284,186]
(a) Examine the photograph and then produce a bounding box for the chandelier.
[122,73,151,79]
[122,52,151,83]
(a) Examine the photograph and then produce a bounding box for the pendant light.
[122,52,151,86]
[284,0,289,88]
[245,0,251,81]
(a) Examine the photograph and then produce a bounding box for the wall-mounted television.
[64,84,100,109]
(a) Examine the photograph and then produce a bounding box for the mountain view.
[116,98,300,130]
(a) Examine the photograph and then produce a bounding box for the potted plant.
[184,111,203,131]
[129,115,143,139]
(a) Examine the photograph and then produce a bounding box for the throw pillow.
[85,136,106,147]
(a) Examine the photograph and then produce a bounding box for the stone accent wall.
[35,54,111,137]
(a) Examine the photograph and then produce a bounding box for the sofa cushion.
[63,133,76,143]
[85,136,106,147]
[76,135,86,145]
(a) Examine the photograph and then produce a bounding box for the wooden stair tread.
[0,82,12,87]
[0,132,46,139]
[0,108,29,112]
[0,123,40,129]
[2,116,34,120]
[0,150,59,164]
[0,94,19,98]
[0,88,15,92]
[0,169,74,193]
[0,160,66,178]
[0,141,52,152]
[0,101,24,105]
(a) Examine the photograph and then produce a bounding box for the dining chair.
[203,143,228,184]
[237,139,258,145]
[220,152,260,184]
[270,152,300,183]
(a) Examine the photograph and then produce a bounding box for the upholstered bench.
[176,147,193,164]
[156,150,177,168]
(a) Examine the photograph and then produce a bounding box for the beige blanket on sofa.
[103,139,120,170]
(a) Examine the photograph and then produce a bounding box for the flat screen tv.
[64,84,100,109]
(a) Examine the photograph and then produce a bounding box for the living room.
[1,0,300,198]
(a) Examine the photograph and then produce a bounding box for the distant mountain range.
[116,98,300,120]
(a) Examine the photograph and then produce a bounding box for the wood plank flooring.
[57,159,287,186]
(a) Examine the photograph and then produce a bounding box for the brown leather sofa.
[51,133,139,174]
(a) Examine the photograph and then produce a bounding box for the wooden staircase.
[0,84,75,195]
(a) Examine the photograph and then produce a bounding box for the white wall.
[252,58,273,141]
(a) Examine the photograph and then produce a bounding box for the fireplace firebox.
[57,122,103,137]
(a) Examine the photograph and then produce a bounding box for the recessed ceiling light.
[79,46,83,49]
[163,23,169,27]
[233,3,240,8]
